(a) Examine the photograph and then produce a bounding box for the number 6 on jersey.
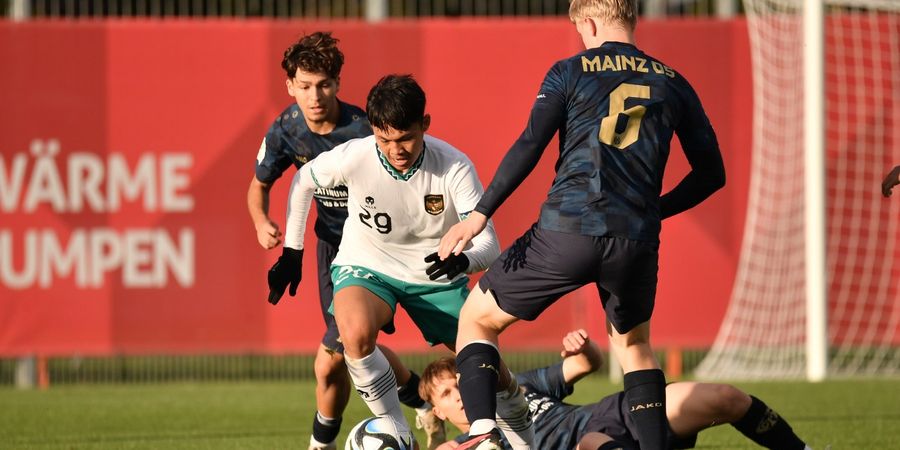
[599,83,650,149]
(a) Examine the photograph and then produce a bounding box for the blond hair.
[569,0,637,30]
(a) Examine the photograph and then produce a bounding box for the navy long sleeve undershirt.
[475,103,564,218]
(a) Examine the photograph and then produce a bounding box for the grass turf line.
[1,378,898,448]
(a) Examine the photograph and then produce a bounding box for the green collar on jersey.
[376,142,425,181]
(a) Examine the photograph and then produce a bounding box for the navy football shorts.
[317,239,343,353]
[478,224,659,334]
[583,392,697,449]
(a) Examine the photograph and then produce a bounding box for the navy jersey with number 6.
[476,41,725,242]
[254,100,372,247]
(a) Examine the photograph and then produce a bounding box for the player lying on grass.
[419,329,814,450]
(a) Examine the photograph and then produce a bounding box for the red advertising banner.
[0,19,753,356]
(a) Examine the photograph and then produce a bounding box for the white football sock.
[469,419,498,436]
[345,347,410,433]
[495,370,534,450]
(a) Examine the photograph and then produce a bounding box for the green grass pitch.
[2,378,898,448]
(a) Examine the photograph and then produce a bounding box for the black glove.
[267,247,303,305]
[424,252,469,281]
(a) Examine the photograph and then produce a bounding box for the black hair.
[366,74,426,131]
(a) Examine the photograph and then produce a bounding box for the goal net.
[696,0,900,379]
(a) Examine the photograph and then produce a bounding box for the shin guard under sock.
[456,341,500,435]
[624,369,668,450]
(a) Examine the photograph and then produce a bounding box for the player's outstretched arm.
[437,72,565,260]
[560,329,604,385]
[437,211,488,259]
[248,176,283,249]
[266,166,316,305]
[882,165,900,197]
[460,218,500,273]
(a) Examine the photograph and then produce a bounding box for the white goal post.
[696,0,900,380]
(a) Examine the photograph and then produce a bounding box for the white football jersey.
[285,134,499,285]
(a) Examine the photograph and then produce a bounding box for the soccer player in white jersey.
[268,74,532,449]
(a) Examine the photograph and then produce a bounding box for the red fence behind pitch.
[0,19,753,356]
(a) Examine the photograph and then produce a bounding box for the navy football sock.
[311,412,341,445]
[456,342,500,429]
[397,370,426,409]
[732,396,806,450]
[624,369,668,450]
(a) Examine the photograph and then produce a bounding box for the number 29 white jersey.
[285,134,499,285]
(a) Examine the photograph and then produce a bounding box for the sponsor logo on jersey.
[424,195,444,215]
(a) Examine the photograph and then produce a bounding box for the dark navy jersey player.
[525,43,722,240]
[439,1,725,449]
[255,99,370,246]
[248,33,443,450]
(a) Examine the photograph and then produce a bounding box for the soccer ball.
[344,417,411,450]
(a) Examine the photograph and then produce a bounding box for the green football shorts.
[329,265,469,347]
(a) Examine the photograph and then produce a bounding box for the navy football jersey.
[453,363,593,450]
[476,42,722,242]
[516,363,598,449]
[255,100,371,246]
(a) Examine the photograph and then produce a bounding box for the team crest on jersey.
[424,195,444,215]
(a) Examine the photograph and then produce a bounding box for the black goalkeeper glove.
[267,247,303,305]
[424,252,470,281]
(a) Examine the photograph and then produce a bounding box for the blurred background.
[0,0,897,388]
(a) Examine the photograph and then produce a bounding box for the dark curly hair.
[281,31,344,80]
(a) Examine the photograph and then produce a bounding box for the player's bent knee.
[712,384,752,419]
[340,336,377,359]
[334,322,380,357]
[314,350,347,382]
[576,432,614,450]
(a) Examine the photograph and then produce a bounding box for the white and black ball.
[344,417,409,450]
